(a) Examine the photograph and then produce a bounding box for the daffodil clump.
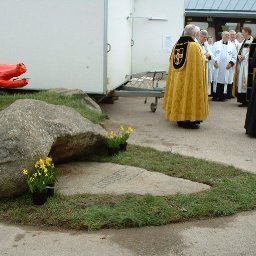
[22,157,57,193]
[105,125,133,148]
[119,125,133,144]
[106,131,122,148]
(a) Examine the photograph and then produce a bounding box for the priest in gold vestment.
[163,24,208,129]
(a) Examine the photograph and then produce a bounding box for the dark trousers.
[212,83,226,101]
[227,84,233,99]
[237,93,247,105]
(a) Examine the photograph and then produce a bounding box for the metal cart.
[111,71,166,112]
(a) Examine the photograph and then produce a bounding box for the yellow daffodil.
[35,161,40,169]
[127,127,133,134]
[45,157,52,166]
[120,125,125,131]
[22,169,28,176]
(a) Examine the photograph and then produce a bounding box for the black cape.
[245,49,256,137]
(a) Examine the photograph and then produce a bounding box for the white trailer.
[0,0,184,94]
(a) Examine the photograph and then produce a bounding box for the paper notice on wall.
[163,36,172,53]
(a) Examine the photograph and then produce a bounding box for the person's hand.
[238,55,245,62]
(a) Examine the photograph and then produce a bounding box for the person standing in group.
[194,26,201,43]
[198,30,214,96]
[163,24,208,129]
[212,31,237,101]
[206,36,215,95]
[234,27,254,107]
[206,36,214,48]
[229,30,240,51]
[236,32,244,44]
[244,41,256,137]
[228,30,240,99]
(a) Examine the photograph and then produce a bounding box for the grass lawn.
[1,144,256,231]
[0,91,106,124]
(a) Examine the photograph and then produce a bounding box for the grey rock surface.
[48,88,102,114]
[0,99,106,198]
[56,162,210,196]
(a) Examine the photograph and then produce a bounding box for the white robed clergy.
[228,30,239,99]
[205,37,215,96]
[236,27,254,106]
[199,30,214,95]
[212,31,237,101]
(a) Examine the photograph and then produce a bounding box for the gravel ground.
[101,95,256,174]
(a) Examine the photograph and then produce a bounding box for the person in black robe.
[245,46,256,137]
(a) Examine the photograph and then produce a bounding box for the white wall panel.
[0,0,106,93]
[132,0,185,74]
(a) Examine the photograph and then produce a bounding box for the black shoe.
[238,103,248,107]
[183,123,200,129]
[177,121,184,127]
[212,97,217,101]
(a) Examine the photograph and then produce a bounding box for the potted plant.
[118,125,133,151]
[34,157,57,197]
[105,131,121,156]
[22,157,58,204]
[105,126,133,155]
[22,168,47,205]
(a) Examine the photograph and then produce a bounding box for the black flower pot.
[32,190,47,205]
[107,147,120,156]
[119,142,128,152]
[46,184,55,197]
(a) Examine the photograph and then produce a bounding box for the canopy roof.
[185,0,256,18]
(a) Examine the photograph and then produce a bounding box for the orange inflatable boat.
[0,63,29,89]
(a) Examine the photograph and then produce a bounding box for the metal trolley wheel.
[150,102,157,112]
[150,97,159,112]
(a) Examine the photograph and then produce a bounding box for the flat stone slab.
[56,162,210,196]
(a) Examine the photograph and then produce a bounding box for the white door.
[107,0,133,92]
[131,0,185,74]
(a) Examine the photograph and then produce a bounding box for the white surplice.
[200,42,214,95]
[212,40,237,93]
[229,40,239,84]
[237,37,254,94]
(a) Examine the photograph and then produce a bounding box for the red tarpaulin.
[0,63,29,88]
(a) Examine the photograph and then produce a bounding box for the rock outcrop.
[47,88,102,114]
[0,99,106,198]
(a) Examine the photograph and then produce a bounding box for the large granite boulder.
[0,99,106,198]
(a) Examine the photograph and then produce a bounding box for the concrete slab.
[0,224,133,256]
[1,210,256,256]
[56,162,210,196]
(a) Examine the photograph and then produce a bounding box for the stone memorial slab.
[56,162,210,196]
